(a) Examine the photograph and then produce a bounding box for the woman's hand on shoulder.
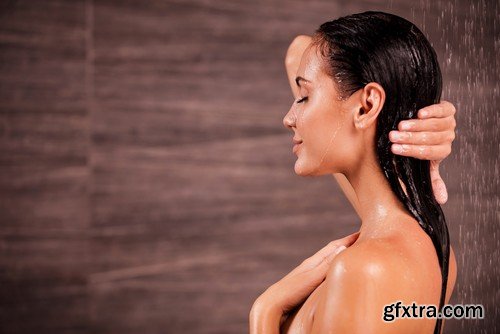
[389,100,457,204]
[310,240,423,334]
[249,231,359,334]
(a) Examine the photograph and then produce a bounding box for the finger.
[336,231,360,246]
[274,248,345,313]
[391,144,451,160]
[292,245,347,284]
[307,232,359,265]
[398,116,456,132]
[278,246,349,313]
[430,161,448,204]
[389,130,455,145]
[286,243,344,278]
[285,232,359,278]
[324,245,347,263]
[432,177,448,204]
[417,100,457,119]
[271,245,350,314]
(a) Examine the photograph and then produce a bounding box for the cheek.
[300,104,341,155]
[297,103,355,173]
[296,106,339,168]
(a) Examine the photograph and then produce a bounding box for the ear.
[353,82,385,130]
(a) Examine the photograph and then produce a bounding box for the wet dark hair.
[312,11,449,334]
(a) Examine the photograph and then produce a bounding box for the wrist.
[249,299,282,334]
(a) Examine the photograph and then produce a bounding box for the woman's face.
[283,43,359,176]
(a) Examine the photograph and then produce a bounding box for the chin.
[294,159,323,176]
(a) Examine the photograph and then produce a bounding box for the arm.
[249,232,359,334]
[389,101,457,204]
[249,303,281,334]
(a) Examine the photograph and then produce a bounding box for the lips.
[292,138,302,154]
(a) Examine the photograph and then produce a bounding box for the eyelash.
[295,96,308,104]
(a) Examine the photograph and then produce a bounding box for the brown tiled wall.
[0,0,497,333]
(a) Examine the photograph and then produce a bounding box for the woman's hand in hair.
[389,100,457,204]
[249,231,360,334]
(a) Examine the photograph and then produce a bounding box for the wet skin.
[249,35,458,334]
[282,41,457,334]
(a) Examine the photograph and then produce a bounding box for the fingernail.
[390,131,402,141]
[401,122,413,130]
[336,245,346,254]
[392,144,403,154]
[419,110,428,118]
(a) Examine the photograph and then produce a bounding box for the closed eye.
[295,96,308,104]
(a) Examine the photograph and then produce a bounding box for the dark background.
[0,0,498,333]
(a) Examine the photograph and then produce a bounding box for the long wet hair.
[312,11,449,334]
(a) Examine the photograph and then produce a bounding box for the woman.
[250,11,457,334]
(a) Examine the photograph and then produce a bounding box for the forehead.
[297,44,328,84]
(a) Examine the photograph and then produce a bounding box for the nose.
[283,106,296,130]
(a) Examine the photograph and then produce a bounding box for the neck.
[344,152,412,239]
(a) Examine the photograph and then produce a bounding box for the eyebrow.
[295,76,311,87]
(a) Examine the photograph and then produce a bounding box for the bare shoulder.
[311,233,445,333]
[327,237,424,295]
